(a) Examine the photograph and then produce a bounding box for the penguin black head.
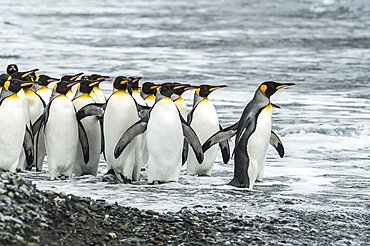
[11,68,39,81]
[141,82,156,95]
[259,81,295,98]
[128,76,142,91]
[36,75,59,86]
[54,81,79,95]
[60,72,83,82]
[195,84,227,98]
[90,74,110,82]
[173,83,197,96]
[4,79,34,93]
[152,82,184,98]
[112,76,130,91]
[6,64,18,75]
[78,77,100,94]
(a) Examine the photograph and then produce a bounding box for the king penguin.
[140,81,156,107]
[72,76,102,176]
[41,80,82,180]
[0,78,33,172]
[114,82,204,184]
[202,81,294,189]
[171,83,195,120]
[103,76,141,182]
[129,76,147,107]
[34,74,59,104]
[6,64,18,75]
[90,74,110,103]
[186,84,227,176]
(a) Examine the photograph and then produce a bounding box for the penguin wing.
[77,120,90,164]
[179,115,204,164]
[187,104,196,124]
[32,114,43,137]
[114,118,148,158]
[136,104,151,118]
[269,131,284,158]
[218,124,231,164]
[23,125,34,168]
[202,121,239,153]
[182,139,189,165]
[76,103,105,121]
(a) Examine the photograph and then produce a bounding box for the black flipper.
[77,120,89,164]
[202,121,239,153]
[32,114,43,137]
[182,139,188,165]
[23,125,34,168]
[269,131,284,158]
[76,103,105,121]
[114,117,148,158]
[179,114,204,164]
[218,124,231,164]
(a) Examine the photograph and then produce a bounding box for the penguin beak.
[89,81,100,87]
[20,82,34,87]
[67,81,79,87]
[209,85,227,92]
[184,86,198,91]
[276,83,295,90]
[47,78,59,83]
[174,85,185,90]
[150,85,159,89]
[97,76,109,81]
[70,73,84,81]
[120,80,129,85]
[21,69,39,78]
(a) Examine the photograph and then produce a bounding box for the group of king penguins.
[0,63,294,189]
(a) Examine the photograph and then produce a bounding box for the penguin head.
[195,84,227,98]
[4,79,34,93]
[128,76,142,93]
[36,75,59,86]
[11,68,39,81]
[78,76,100,94]
[151,82,184,98]
[140,82,156,95]
[6,64,18,75]
[259,81,295,99]
[60,72,83,82]
[90,74,110,82]
[112,76,130,91]
[173,83,197,96]
[53,81,79,95]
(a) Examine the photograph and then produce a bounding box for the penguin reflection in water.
[114,82,204,184]
[202,81,294,189]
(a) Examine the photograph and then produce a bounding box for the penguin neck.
[253,89,270,106]
[50,90,65,101]
[192,93,204,107]
[33,84,43,92]
[154,93,167,103]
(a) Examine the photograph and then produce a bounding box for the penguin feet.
[102,169,121,183]
[119,174,132,184]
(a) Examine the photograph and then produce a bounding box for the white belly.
[246,105,272,187]
[0,95,26,171]
[187,99,219,176]
[103,91,140,180]
[44,96,79,179]
[146,98,183,183]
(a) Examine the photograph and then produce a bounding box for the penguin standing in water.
[89,74,109,103]
[40,80,83,180]
[186,84,227,176]
[72,76,102,176]
[202,81,294,189]
[103,76,141,182]
[114,82,204,184]
[0,78,33,171]
[140,82,156,107]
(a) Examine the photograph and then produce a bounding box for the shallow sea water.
[0,0,369,226]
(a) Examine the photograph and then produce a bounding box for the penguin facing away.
[202,81,294,189]
[114,82,204,184]
[103,76,141,182]
[186,84,227,176]
[72,77,102,176]
[6,64,18,75]
[0,79,34,171]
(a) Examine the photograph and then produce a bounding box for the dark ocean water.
[0,0,369,238]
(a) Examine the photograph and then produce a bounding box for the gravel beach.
[0,170,369,245]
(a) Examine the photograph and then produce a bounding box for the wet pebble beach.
[1,170,368,245]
